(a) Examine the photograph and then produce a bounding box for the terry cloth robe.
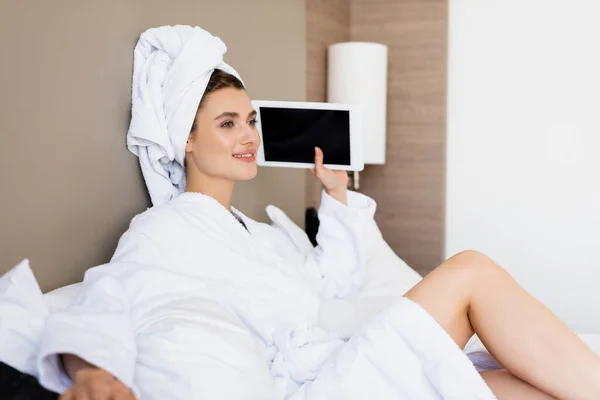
[37,190,495,400]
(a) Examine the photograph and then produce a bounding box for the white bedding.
[0,260,48,378]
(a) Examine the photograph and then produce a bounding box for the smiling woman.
[184,70,260,208]
[47,26,358,400]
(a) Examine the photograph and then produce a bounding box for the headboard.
[0,0,307,291]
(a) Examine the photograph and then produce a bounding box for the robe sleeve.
[303,189,376,299]
[37,231,163,395]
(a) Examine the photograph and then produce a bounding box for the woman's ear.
[185,135,193,153]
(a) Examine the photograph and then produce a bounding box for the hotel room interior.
[0,0,599,395]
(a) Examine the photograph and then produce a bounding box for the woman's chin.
[236,166,258,181]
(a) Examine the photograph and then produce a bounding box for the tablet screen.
[258,107,351,166]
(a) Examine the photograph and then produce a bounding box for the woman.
[39,26,600,400]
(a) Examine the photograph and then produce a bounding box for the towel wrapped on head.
[127,25,242,206]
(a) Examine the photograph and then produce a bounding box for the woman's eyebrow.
[214,111,239,120]
[214,110,256,120]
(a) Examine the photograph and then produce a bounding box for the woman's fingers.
[109,379,136,400]
[314,147,324,174]
[110,384,136,400]
[60,367,136,400]
[87,384,107,400]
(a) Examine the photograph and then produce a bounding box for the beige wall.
[0,0,306,291]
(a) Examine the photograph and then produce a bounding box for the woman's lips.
[233,153,256,162]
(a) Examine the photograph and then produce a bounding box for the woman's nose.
[241,125,259,145]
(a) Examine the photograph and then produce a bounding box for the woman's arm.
[38,266,138,397]
[303,148,377,298]
[37,230,165,397]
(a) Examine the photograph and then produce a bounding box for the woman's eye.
[248,119,258,126]
[221,121,234,128]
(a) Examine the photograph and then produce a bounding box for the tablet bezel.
[251,100,364,171]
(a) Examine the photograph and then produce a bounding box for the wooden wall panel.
[351,0,448,275]
[305,0,350,208]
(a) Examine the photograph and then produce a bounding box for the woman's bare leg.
[481,370,557,400]
[405,250,600,400]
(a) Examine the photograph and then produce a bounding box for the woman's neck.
[185,175,235,210]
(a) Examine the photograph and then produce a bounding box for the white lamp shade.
[328,42,388,165]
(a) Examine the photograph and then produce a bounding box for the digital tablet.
[251,100,364,171]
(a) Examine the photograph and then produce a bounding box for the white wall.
[447,0,600,332]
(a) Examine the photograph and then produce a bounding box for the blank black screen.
[259,107,351,165]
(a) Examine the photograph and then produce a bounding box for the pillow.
[266,205,422,294]
[364,221,422,295]
[266,205,314,257]
[0,260,49,378]
[43,283,82,313]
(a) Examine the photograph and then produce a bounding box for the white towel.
[127,25,242,206]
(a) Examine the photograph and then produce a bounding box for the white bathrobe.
[37,190,495,400]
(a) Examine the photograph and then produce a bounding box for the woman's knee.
[443,250,507,283]
[449,249,494,264]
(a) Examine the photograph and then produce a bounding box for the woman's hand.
[59,355,135,400]
[311,147,348,205]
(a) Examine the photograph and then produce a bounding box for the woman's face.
[185,87,260,182]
